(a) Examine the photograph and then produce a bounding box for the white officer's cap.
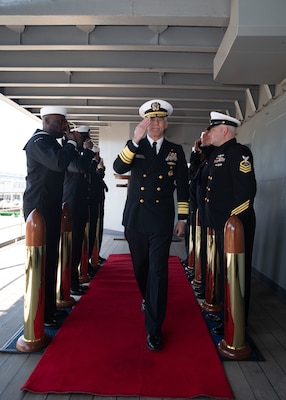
[207,111,241,130]
[139,99,173,118]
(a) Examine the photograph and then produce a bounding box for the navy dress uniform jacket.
[205,138,256,230]
[113,137,189,232]
[23,130,78,220]
[62,148,95,215]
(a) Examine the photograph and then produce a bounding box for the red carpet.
[22,254,233,399]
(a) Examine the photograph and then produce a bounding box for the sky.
[0,95,41,176]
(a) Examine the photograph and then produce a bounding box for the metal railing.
[0,208,25,247]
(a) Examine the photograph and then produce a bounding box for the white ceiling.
[0,0,285,144]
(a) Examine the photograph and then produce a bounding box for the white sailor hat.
[207,111,241,130]
[71,125,90,134]
[40,106,67,118]
[139,99,173,118]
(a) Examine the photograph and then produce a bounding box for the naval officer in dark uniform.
[205,111,257,334]
[113,99,189,351]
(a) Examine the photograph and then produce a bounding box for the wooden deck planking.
[0,232,286,400]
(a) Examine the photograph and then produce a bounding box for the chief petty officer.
[113,99,189,351]
[205,111,257,334]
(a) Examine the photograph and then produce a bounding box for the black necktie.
[152,141,157,156]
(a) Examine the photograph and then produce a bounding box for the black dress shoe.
[141,299,146,312]
[88,267,97,278]
[206,313,222,323]
[146,335,162,351]
[180,258,188,268]
[98,256,106,264]
[44,318,58,328]
[186,268,195,279]
[211,323,224,336]
[54,309,69,317]
[79,284,89,290]
[70,288,86,296]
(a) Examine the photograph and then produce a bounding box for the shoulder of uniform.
[239,143,252,154]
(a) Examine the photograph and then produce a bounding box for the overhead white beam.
[0,0,229,27]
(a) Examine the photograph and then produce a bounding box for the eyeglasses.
[150,117,166,122]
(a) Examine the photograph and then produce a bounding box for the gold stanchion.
[192,210,201,285]
[90,216,100,267]
[187,220,195,272]
[218,215,251,360]
[56,202,76,308]
[79,221,90,283]
[201,228,222,312]
[16,209,50,352]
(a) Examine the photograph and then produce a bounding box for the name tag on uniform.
[135,154,145,159]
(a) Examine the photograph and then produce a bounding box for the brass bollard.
[79,221,90,283]
[192,210,201,285]
[16,209,51,352]
[201,228,222,312]
[218,215,251,360]
[56,203,76,308]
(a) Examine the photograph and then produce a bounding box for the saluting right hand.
[65,130,76,142]
[133,118,151,144]
[83,138,94,149]
[193,139,202,153]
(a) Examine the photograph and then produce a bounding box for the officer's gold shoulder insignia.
[239,155,252,173]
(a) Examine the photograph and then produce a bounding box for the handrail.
[0,210,25,247]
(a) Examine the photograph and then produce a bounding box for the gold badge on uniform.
[239,156,252,173]
[151,102,161,111]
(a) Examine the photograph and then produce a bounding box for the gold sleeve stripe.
[119,146,135,164]
[178,201,189,215]
[231,199,250,215]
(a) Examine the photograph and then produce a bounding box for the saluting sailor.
[113,99,189,351]
[23,106,79,328]
[205,111,257,334]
